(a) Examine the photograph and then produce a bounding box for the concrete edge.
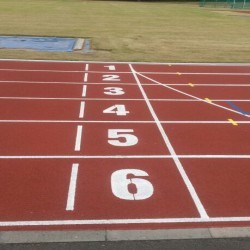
[0,231,106,244]
[73,38,85,51]
[0,227,249,244]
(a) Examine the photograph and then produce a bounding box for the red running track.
[0,59,250,231]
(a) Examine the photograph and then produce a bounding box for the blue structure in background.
[0,36,77,52]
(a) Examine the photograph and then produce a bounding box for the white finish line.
[0,216,250,227]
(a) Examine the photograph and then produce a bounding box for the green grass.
[0,0,249,62]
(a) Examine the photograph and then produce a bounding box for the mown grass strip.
[0,0,249,62]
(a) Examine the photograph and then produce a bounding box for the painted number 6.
[111,169,154,200]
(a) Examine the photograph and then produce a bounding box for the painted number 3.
[111,169,154,200]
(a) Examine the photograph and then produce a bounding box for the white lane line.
[136,71,250,118]
[85,63,89,71]
[0,154,250,159]
[83,73,88,83]
[136,72,250,76]
[0,216,249,226]
[0,97,249,102]
[5,67,247,75]
[129,64,209,219]
[82,85,87,97]
[0,80,85,84]
[79,101,86,118]
[74,125,83,151]
[2,80,250,86]
[1,119,250,124]
[0,69,84,73]
[66,163,79,211]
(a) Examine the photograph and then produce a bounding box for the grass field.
[0,0,249,62]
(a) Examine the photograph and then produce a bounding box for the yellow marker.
[228,119,238,126]
[205,98,212,103]
[177,72,182,75]
[188,83,194,87]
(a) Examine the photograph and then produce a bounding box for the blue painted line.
[226,101,250,116]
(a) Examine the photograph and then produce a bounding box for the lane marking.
[228,119,238,126]
[82,85,87,97]
[66,163,79,211]
[1,119,250,124]
[85,63,89,71]
[74,125,83,151]
[83,73,88,83]
[0,69,84,73]
[0,216,249,227]
[188,83,194,87]
[1,80,250,86]
[205,98,212,103]
[79,101,85,118]
[83,63,89,83]
[0,154,250,159]
[129,64,209,219]
[1,59,250,66]
[134,71,250,118]
[4,69,249,75]
[0,97,249,102]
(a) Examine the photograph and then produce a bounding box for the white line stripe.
[79,101,85,118]
[0,119,250,124]
[137,72,250,76]
[1,80,250,87]
[1,58,250,66]
[0,155,250,159]
[82,85,87,97]
[74,125,83,151]
[0,80,136,85]
[4,68,248,75]
[136,72,250,118]
[66,163,79,211]
[0,216,249,227]
[85,63,89,71]
[0,97,249,102]
[83,73,88,83]
[0,80,84,84]
[129,64,209,219]
[0,69,84,73]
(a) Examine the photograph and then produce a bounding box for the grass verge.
[0,0,249,62]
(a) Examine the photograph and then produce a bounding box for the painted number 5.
[111,169,154,200]
[108,129,138,147]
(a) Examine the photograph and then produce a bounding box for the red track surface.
[0,60,250,231]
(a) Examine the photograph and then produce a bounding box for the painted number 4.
[103,105,129,116]
[111,169,154,200]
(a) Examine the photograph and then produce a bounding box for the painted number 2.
[103,75,120,81]
[111,169,154,200]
